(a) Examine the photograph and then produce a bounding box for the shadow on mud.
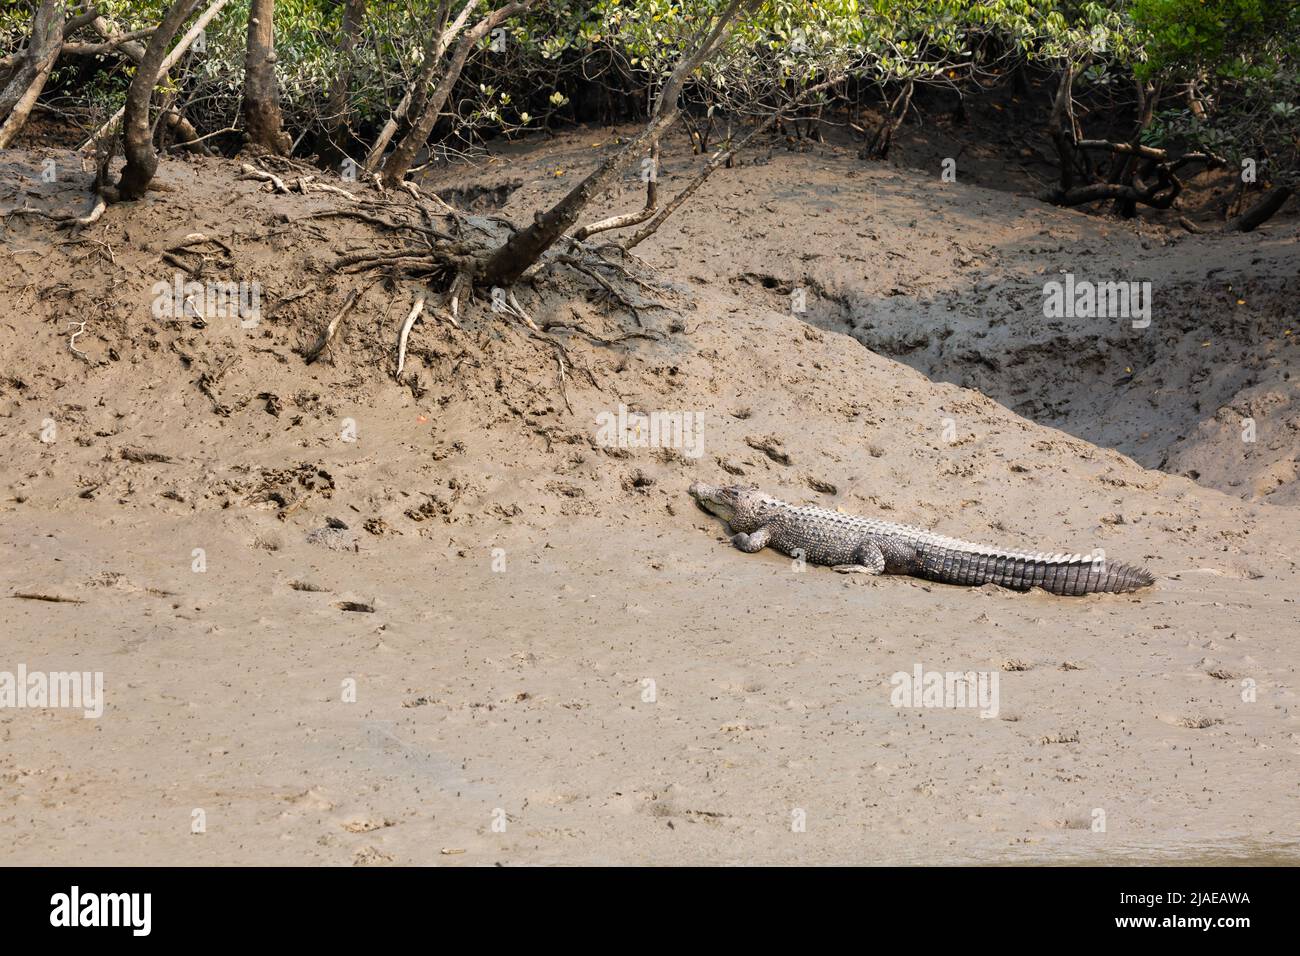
[731,269,1300,505]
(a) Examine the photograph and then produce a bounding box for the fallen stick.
[266,286,313,317]
[120,446,174,463]
[304,288,361,363]
[12,592,86,604]
[554,351,572,413]
[67,320,89,360]
[395,293,427,376]
[163,120,233,152]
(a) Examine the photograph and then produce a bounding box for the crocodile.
[688,482,1154,596]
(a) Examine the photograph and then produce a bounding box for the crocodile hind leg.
[833,539,886,574]
[835,536,919,575]
[874,535,920,574]
[731,527,771,553]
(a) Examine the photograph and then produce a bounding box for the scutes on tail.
[688,482,1155,596]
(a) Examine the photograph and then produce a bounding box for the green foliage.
[3,0,1292,180]
[1131,0,1260,77]
[1130,0,1299,181]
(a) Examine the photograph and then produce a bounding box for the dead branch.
[162,114,228,153]
[624,106,786,249]
[574,139,660,241]
[12,592,86,604]
[1180,186,1296,233]
[305,288,362,363]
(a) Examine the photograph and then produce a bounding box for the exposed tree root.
[10,193,107,229]
[1178,186,1294,234]
[1227,186,1293,232]
[238,163,290,194]
[540,321,662,347]
[504,290,540,332]
[67,320,89,360]
[395,293,426,377]
[266,185,676,423]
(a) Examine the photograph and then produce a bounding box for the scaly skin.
[688,483,1154,596]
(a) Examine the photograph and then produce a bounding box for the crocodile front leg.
[731,527,771,553]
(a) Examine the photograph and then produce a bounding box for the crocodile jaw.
[688,482,737,523]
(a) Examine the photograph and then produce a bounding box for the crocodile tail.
[1098,562,1156,594]
[917,547,1155,596]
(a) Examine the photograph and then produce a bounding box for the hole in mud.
[736,272,791,294]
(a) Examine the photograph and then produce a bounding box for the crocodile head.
[689,482,762,530]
